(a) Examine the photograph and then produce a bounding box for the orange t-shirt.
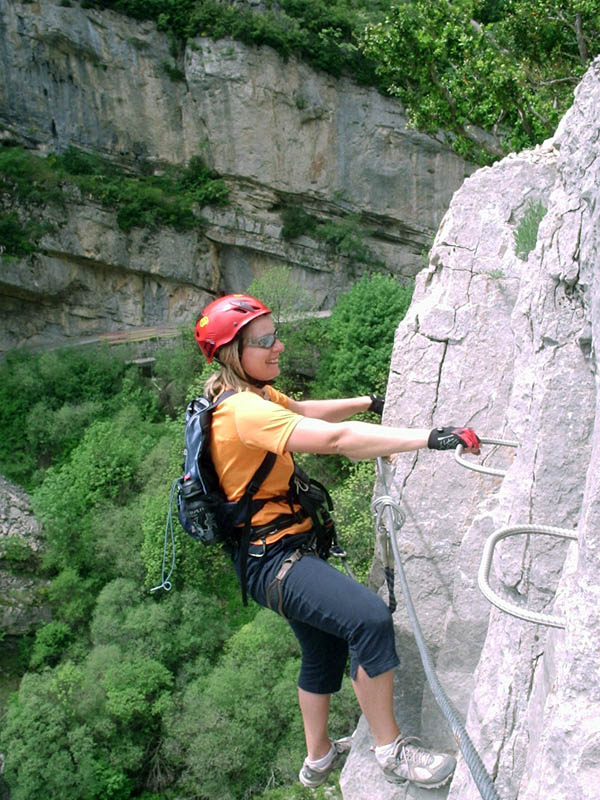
[210,386,313,543]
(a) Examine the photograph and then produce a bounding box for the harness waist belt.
[250,509,307,542]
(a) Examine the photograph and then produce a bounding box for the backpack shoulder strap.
[237,450,277,606]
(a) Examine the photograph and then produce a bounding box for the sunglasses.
[243,329,279,349]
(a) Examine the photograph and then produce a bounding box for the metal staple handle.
[455,437,519,477]
[478,524,579,628]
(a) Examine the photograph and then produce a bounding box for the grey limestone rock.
[342,57,600,800]
[0,0,473,354]
[0,476,50,635]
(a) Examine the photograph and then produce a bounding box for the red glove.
[428,426,481,453]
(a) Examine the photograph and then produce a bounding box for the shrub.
[0,211,37,257]
[32,406,161,574]
[317,213,380,266]
[280,205,318,240]
[330,460,377,584]
[313,273,413,398]
[161,608,358,798]
[247,265,321,387]
[29,621,73,668]
[0,345,153,487]
[0,536,33,565]
[514,199,547,260]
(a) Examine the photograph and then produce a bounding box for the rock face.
[0,0,473,355]
[341,58,600,800]
[0,476,50,635]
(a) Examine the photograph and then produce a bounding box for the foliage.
[514,199,547,260]
[247,264,316,326]
[0,145,228,255]
[0,345,148,488]
[360,0,600,163]
[330,460,377,584]
[54,146,229,231]
[0,211,48,257]
[247,265,323,386]
[32,406,162,574]
[0,328,388,799]
[255,781,342,799]
[280,204,318,240]
[280,205,380,266]
[85,0,388,85]
[161,609,359,799]
[0,536,33,565]
[0,144,63,204]
[318,213,381,266]
[74,1,597,163]
[313,273,413,398]
[0,653,171,800]
[29,621,73,668]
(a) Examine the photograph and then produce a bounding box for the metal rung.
[478,524,579,628]
[455,437,519,477]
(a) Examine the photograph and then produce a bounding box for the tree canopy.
[360,0,600,162]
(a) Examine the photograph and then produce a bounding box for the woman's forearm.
[286,417,429,458]
[334,421,429,459]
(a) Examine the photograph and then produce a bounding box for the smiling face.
[240,314,284,383]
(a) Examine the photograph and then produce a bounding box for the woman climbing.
[194,293,481,790]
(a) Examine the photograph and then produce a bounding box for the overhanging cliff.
[0,0,473,355]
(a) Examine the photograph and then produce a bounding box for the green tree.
[161,609,358,799]
[0,652,170,800]
[247,265,322,386]
[330,460,378,584]
[32,406,161,574]
[313,273,413,398]
[360,0,600,162]
[0,345,143,487]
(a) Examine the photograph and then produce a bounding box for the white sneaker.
[379,736,456,789]
[298,736,353,788]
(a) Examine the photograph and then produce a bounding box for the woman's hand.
[427,427,481,455]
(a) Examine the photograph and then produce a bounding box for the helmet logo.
[198,316,209,328]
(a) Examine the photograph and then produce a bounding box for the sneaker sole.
[384,770,454,790]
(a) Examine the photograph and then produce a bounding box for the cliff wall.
[342,56,600,800]
[0,0,473,354]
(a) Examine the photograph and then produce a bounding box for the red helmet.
[195,293,271,362]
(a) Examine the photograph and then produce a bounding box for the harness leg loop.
[266,549,304,618]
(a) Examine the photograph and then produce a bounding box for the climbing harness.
[455,436,518,477]
[373,457,501,800]
[266,548,305,617]
[478,524,578,629]
[455,438,579,628]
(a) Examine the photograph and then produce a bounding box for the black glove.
[428,426,481,452]
[368,394,385,416]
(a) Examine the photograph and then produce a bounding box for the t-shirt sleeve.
[264,385,291,408]
[232,392,302,455]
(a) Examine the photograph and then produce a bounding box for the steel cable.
[374,458,501,800]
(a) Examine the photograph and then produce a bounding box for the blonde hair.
[203,339,251,401]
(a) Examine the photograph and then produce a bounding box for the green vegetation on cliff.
[361,0,600,162]
[0,145,228,256]
[80,0,599,163]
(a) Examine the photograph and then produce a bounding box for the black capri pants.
[235,532,400,694]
